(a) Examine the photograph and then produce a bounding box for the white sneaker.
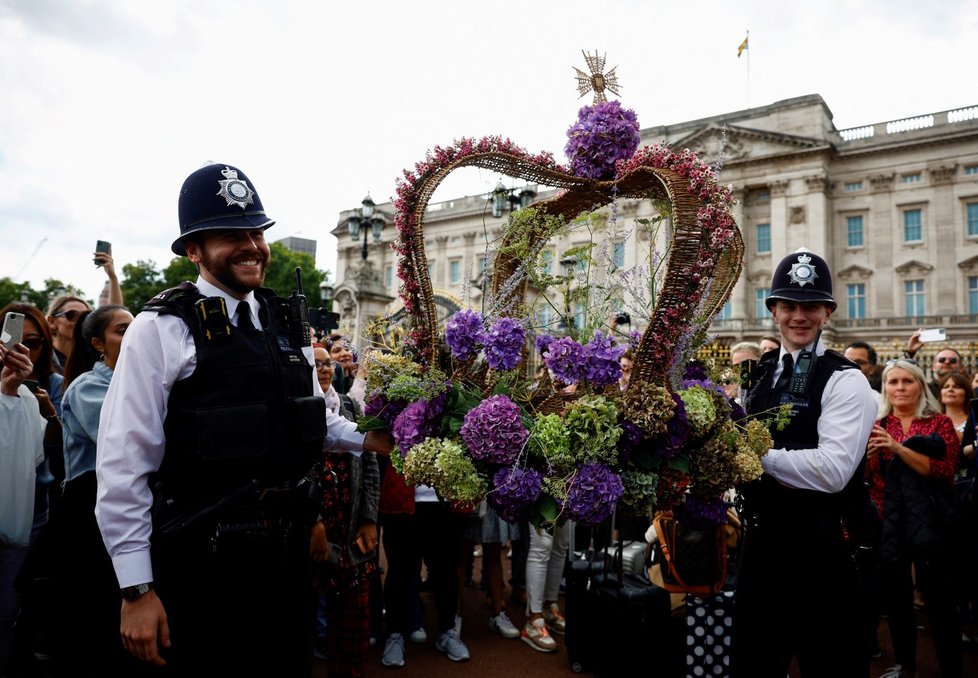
[543,602,565,635]
[435,629,470,662]
[521,618,557,653]
[381,633,405,668]
[489,611,520,639]
[408,627,427,643]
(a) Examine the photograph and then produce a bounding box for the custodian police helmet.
[765,247,837,311]
[172,163,275,255]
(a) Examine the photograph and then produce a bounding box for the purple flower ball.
[563,462,624,526]
[536,334,556,357]
[676,495,729,528]
[460,395,529,466]
[390,395,445,454]
[488,467,543,522]
[484,317,525,371]
[543,337,588,385]
[564,101,641,180]
[444,309,485,361]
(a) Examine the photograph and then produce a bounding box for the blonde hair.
[879,359,942,419]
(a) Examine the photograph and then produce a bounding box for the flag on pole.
[737,35,749,57]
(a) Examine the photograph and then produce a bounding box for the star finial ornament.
[574,50,621,104]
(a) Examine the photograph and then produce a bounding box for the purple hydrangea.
[460,395,529,466]
[729,400,747,423]
[583,331,626,386]
[544,337,588,384]
[628,329,642,351]
[488,467,543,522]
[564,101,641,180]
[683,361,710,382]
[390,395,446,454]
[563,462,624,526]
[364,393,407,430]
[651,392,690,460]
[676,495,729,528]
[616,419,643,463]
[536,334,556,357]
[484,317,525,371]
[444,309,485,361]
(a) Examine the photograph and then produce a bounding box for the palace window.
[844,181,864,191]
[968,203,978,237]
[969,276,978,315]
[756,223,771,254]
[847,283,866,319]
[904,280,925,318]
[612,242,625,269]
[846,215,864,247]
[903,209,922,242]
[449,259,461,285]
[901,173,922,184]
[755,287,771,320]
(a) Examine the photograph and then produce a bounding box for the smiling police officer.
[733,248,877,678]
[95,163,391,675]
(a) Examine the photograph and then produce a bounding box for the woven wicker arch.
[403,151,744,386]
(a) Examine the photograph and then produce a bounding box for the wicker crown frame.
[400,150,744,390]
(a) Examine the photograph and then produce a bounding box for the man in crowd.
[844,340,882,393]
[904,329,965,398]
[95,163,391,674]
[759,335,780,354]
[724,341,761,401]
[734,248,876,677]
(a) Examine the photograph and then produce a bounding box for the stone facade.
[331,94,978,355]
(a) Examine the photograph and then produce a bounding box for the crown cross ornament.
[787,250,818,287]
[574,50,621,104]
[217,166,255,209]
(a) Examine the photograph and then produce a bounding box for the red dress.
[866,413,959,516]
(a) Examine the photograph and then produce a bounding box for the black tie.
[773,353,794,394]
[236,301,255,331]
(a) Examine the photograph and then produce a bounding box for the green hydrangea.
[743,418,773,457]
[620,469,658,514]
[563,395,622,465]
[385,366,448,402]
[402,438,442,488]
[530,414,572,473]
[366,353,421,393]
[434,439,488,505]
[678,386,717,438]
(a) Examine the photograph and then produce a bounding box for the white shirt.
[761,340,877,494]
[0,386,46,546]
[95,277,365,588]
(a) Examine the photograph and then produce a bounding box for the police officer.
[733,248,876,677]
[94,163,392,674]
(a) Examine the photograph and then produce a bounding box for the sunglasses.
[936,356,959,364]
[314,360,333,370]
[53,309,83,321]
[22,338,45,350]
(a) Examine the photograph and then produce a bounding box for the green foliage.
[120,260,167,311]
[0,277,89,311]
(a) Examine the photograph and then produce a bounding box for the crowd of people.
[1,164,976,678]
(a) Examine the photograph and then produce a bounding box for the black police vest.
[145,283,326,507]
[741,348,859,531]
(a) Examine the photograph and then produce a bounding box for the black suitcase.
[564,553,604,673]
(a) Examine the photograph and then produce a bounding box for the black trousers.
[881,550,963,677]
[150,521,313,676]
[382,503,463,637]
[732,525,868,678]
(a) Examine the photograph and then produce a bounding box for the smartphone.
[95,240,111,267]
[2,312,25,349]
[23,379,39,393]
[918,328,947,343]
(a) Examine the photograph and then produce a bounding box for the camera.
[615,312,631,325]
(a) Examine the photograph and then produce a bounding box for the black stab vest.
[741,348,860,532]
[144,283,325,509]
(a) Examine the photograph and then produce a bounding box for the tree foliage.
[0,278,90,312]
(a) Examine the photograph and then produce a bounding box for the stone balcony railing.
[838,105,978,142]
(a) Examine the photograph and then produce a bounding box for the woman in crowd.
[458,503,521,641]
[0,304,62,675]
[327,333,358,397]
[0,341,54,676]
[55,305,134,673]
[44,295,91,373]
[939,372,973,442]
[309,343,380,677]
[866,358,963,678]
[522,522,570,653]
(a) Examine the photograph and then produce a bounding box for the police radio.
[287,267,312,349]
[787,329,821,398]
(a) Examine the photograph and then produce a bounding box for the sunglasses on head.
[886,358,919,367]
[53,309,82,321]
[937,356,959,364]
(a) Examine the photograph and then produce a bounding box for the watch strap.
[121,582,154,601]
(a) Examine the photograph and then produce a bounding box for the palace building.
[330,94,978,360]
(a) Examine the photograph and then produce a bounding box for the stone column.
[803,174,830,256]
[929,165,958,314]
[433,235,449,288]
[869,173,895,315]
[769,179,790,259]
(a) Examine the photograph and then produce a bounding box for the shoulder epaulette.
[142,281,201,313]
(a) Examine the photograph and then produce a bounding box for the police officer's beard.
[200,250,268,294]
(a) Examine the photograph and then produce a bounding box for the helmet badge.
[216,166,255,209]
[787,251,818,288]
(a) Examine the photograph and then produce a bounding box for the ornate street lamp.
[491,181,537,218]
[348,193,385,260]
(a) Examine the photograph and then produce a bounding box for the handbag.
[652,511,727,597]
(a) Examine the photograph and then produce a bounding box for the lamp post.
[347,193,385,260]
[559,255,578,335]
[491,181,538,218]
[320,281,334,312]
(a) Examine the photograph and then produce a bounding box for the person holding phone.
[734,248,877,678]
[94,163,392,674]
[904,329,965,398]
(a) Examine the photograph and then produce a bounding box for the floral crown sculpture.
[360,52,772,529]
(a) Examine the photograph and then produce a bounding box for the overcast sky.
[1,0,976,303]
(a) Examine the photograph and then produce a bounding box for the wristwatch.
[121,582,154,602]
